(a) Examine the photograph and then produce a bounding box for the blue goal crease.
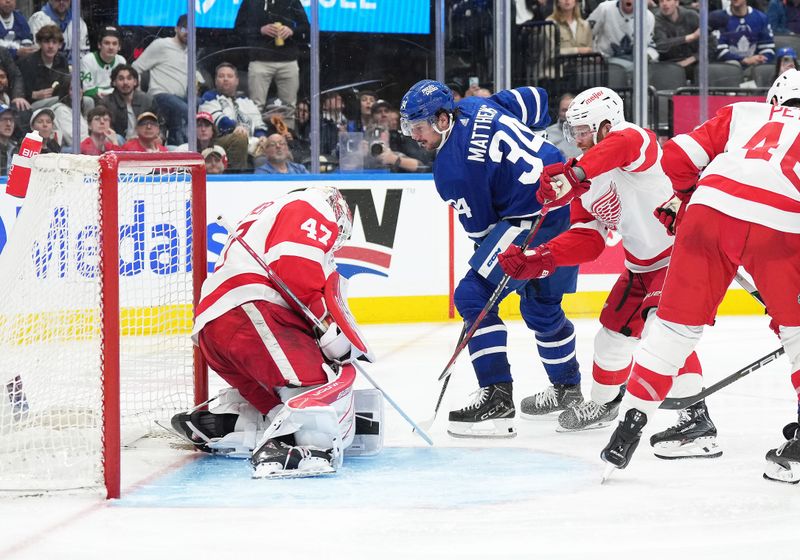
[116,447,595,509]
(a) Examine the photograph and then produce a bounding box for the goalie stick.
[217,216,434,447]
[660,271,785,410]
[436,209,548,383]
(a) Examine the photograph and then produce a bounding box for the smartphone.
[469,76,479,88]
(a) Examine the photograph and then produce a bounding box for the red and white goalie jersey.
[192,190,339,339]
[553,123,674,272]
[664,102,800,233]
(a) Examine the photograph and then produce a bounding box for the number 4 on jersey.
[743,121,800,189]
[301,218,333,244]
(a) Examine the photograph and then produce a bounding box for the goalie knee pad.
[635,318,703,376]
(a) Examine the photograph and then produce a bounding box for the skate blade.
[447,419,516,439]
[600,463,617,484]
[519,412,562,421]
[763,461,800,484]
[652,437,722,460]
[555,421,613,433]
[252,464,336,480]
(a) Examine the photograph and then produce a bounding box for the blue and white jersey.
[432,86,567,242]
[713,6,775,62]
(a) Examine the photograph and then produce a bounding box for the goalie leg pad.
[170,388,267,456]
[345,389,384,457]
[252,364,357,471]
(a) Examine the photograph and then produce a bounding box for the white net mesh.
[0,154,200,493]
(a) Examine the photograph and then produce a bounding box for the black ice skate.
[601,408,648,475]
[447,382,516,438]
[251,438,335,479]
[649,399,722,459]
[170,410,239,452]
[520,383,583,418]
[763,422,800,484]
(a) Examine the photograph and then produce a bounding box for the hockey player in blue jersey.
[400,79,585,438]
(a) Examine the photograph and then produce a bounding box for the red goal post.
[0,152,208,499]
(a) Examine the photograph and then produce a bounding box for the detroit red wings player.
[172,186,378,478]
[498,88,720,461]
[600,70,800,483]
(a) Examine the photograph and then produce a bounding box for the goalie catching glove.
[536,158,591,208]
[497,244,555,280]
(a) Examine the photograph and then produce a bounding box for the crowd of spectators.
[517,0,794,76]
[0,0,797,176]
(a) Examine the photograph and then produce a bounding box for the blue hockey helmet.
[400,80,455,136]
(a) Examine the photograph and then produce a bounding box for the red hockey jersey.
[192,190,340,340]
[663,102,800,233]
[547,123,673,272]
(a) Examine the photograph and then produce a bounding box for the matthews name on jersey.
[432,87,569,242]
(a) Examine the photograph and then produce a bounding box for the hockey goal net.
[0,152,207,498]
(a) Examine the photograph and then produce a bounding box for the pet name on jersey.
[467,105,498,163]
[769,105,800,121]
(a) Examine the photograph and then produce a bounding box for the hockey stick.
[436,208,549,383]
[660,271,785,410]
[217,216,434,446]
[415,324,467,432]
[659,347,785,410]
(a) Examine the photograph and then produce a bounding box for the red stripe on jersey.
[624,245,671,267]
[334,246,392,268]
[546,226,606,267]
[629,128,659,173]
[700,174,800,213]
[687,105,734,161]
[196,272,270,316]
[579,126,656,178]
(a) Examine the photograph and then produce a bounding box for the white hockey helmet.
[563,87,625,145]
[766,68,800,106]
[310,186,353,250]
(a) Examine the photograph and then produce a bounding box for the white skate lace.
[533,386,558,408]
[670,408,693,429]
[463,387,490,410]
[572,400,605,422]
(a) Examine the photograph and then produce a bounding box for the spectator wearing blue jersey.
[0,0,34,60]
[712,0,775,72]
[767,0,800,34]
[400,80,584,439]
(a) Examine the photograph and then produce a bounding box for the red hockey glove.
[536,158,591,208]
[654,194,688,236]
[498,244,556,280]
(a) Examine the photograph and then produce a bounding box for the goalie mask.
[564,87,625,145]
[311,186,353,250]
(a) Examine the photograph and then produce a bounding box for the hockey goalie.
[172,186,383,478]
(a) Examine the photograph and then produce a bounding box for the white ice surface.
[1,315,798,560]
